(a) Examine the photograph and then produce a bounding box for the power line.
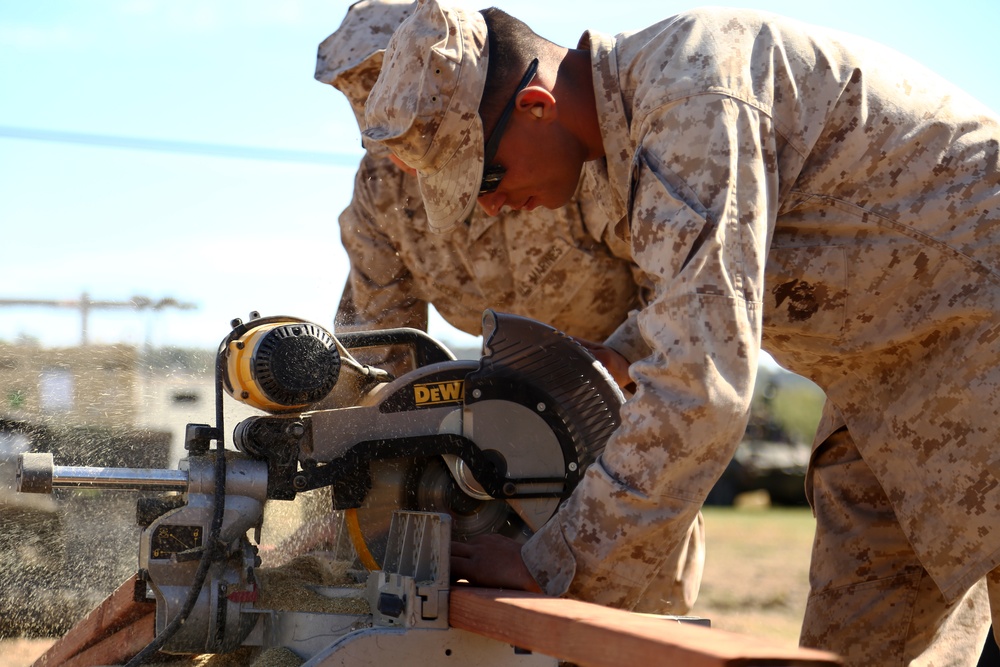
[0,125,363,167]
[0,293,197,346]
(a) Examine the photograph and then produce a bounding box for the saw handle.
[336,327,457,368]
[17,451,189,494]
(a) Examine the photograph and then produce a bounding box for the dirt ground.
[0,494,816,666]
[696,496,815,645]
[1,638,54,667]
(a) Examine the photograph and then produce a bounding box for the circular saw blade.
[473,310,625,479]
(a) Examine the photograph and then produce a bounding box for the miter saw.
[17,309,624,665]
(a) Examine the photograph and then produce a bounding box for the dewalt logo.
[413,380,465,406]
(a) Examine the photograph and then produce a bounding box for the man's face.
[476,106,586,217]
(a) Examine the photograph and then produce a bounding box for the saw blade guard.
[471,309,625,489]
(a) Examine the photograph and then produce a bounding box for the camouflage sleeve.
[335,158,430,376]
[522,95,773,606]
[336,156,429,334]
[598,221,652,362]
[601,311,648,365]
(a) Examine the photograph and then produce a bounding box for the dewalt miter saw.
[225,308,623,570]
[17,309,624,665]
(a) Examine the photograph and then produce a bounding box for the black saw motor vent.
[252,323,340,407]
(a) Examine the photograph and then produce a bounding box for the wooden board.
[449,587,842,667]
[60,612,155,667]
[32,579,842,666]
[32,575,154,667]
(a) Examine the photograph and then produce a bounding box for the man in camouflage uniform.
[319,0,638,361]
[306,0,705,616]
[364,0,1000,663]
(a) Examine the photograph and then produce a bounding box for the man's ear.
[387,153,418,176]
[516,86,557,121]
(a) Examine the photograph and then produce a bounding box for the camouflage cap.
[363,0,489,232]
[315,1,415,135]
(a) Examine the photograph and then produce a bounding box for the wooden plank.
[29,579,842,666]
[449,587,842,667]
[60,612,155,667]
[32,575,155,667]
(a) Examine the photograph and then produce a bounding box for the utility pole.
[0,292,197,345]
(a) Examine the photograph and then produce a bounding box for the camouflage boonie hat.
[363,0,489,232]
[315,0,415,154]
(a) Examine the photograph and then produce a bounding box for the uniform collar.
[580,30,632,226]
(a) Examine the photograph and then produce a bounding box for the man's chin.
[541,188,576,211]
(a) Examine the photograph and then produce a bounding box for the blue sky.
[1,1,998,351]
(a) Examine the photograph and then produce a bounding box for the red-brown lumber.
[59,612,155,667]
[31,575,154,667]
[449,587,842,667]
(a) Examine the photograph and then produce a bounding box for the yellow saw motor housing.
[225,318,341,413]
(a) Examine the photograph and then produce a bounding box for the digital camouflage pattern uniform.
[364,1,1000,660]
[508,8,1000,664]
[316,0,704,615]
[335,153,639,348]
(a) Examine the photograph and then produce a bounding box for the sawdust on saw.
[144,646,302,667]
[256,553,369,614]
[143,554,368,667]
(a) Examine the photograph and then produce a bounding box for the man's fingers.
[450,540,474,558]
[451,541,478,583]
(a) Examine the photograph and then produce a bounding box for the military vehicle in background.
[705,419,811,507]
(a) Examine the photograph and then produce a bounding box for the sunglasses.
[479,58,540,196]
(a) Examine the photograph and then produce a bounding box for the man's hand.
[450,534,543,593]
[572,337,633,393]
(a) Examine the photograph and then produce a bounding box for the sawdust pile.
[144,646,302,667]
[256,553,369,615]
[252,648,307,667]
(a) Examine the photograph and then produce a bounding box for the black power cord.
[124,337,232,666]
